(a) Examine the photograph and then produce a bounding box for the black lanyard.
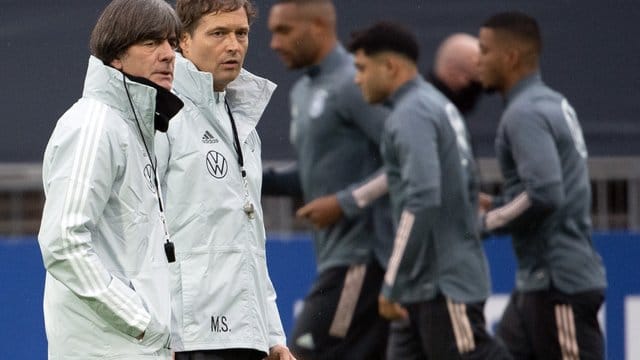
[123,73,175,262]
[224,98,246,178]
[224,98,256,219]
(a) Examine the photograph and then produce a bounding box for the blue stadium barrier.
[1,233,638,359]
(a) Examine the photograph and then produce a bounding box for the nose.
[158,39,175,62]
[226,34,241,53]
[270,35,280,51]
[354,72,362,85]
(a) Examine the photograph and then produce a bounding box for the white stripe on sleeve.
[384,210,415,287]
[352,173,388,209]
[484,192,532,231]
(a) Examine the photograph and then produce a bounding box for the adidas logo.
[202,130,218,144]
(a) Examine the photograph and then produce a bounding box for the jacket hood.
[173,53,276,142]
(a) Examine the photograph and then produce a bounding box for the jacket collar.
[173,53,276,142]
[506,71,542,104]
[305,44,348,79]
[83,56,178,142]
[384,75,424,108]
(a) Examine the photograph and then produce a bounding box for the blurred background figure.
[350,21,511,360]
[427,33,483,116]
[266,0,393,358]
[477,11,607,360]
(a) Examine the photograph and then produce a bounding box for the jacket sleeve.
[336,82,390,218]
[262,162,303,197]
[481,108,564,235]
[264,269,287,348]
[38,110,153,339]
[381,112,440,301]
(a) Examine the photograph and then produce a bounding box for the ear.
[110,58,123,70]
[384,55,398,75]
[179,32,192,55]
[504,48,521,70]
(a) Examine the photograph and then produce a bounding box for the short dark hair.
[176,0,257,36]
[482,11,542,54]
[90,0,180,65]
[348,21,419,64]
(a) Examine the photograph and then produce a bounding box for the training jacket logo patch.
[202,130,219,144]
[206,150,228,179]
[309,89,328,118]
[143,164,156,193]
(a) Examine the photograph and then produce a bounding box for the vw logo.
[206,150,228,179]
[143,164,156,193]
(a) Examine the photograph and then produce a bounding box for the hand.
[478,192,493,214]
[264,344,297,360]
[378,295,408,321]
[296,194,343,229]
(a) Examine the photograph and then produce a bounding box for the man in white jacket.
[37,0,183,359]
[155,1,294,359]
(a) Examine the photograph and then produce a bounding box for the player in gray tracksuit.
[266,1,393,358]
[350,22,512,360]
[478,12,607,359]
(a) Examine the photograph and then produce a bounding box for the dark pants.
[387,295,512,360]
[174,348,266,360]
[289,261,389,360]
[497,288,605,360]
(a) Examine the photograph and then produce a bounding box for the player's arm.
[381,112,440,305]
[262,162,303,197]
[38,115,164,343]
[300,82,391,229]
[481,108,564,234]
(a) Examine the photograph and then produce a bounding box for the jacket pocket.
[179,248,251,344]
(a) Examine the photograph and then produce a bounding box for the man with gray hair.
[37,0,183,358]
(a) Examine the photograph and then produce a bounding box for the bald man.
[428,33,483,115]
[266,0,393,358]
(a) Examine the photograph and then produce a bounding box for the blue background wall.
[1,233,639,359]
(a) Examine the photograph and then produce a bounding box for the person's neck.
[389,66,419,95]
[312,37,337,66]
[502,66,538,96]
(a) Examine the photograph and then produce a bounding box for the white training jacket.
[38,56,172,359]
[155,54,286,353]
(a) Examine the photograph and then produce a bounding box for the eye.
[237,30,249,39]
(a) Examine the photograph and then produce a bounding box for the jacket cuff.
[336,189,361,218]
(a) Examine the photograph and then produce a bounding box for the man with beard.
[265,0,393,358]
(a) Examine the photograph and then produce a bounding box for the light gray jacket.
[155,54,285,353]
[38,56,172,359]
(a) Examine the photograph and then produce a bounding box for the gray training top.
[485,72,607,294]
[286,45,393,272]
[381,76,490,304]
